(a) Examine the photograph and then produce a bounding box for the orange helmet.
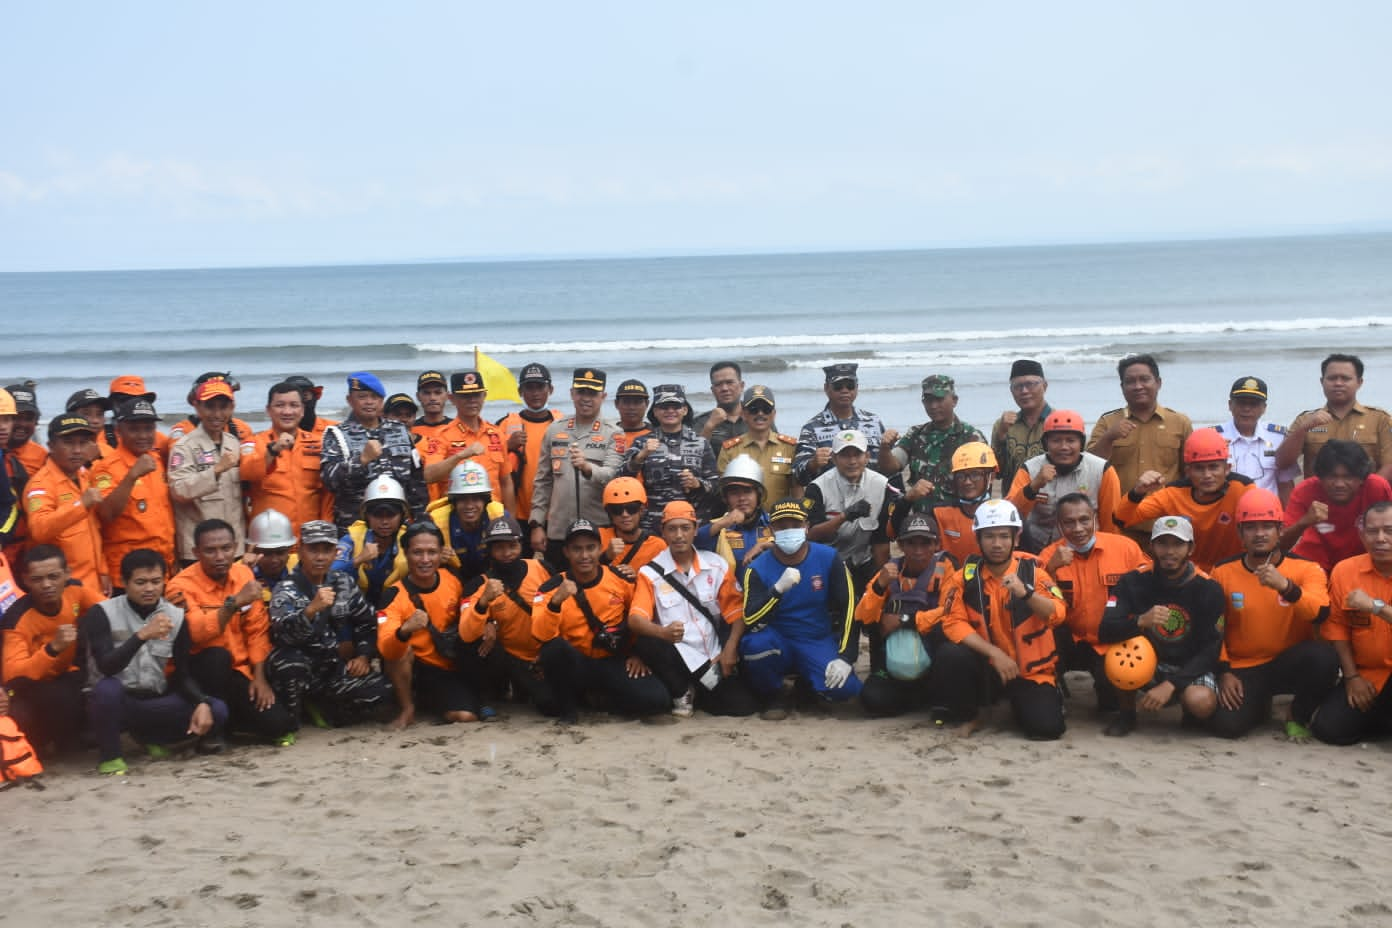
[603,476,647,507]
[1183,428,1229,464]
[0,388,14,417]
[1042,410,1086,438]
[951,442,997,474]
[1104,636,1157,691]
[1236,487,1283,524]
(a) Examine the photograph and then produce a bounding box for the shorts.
[1145,664,1217,706]
[412,660,479,715]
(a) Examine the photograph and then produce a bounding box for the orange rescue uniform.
[598,527,667,573]
[1113,475,1252,573]
[25,459,105,595]
[421,419,510,504]
[377,572,464,671]
[89,444,177,581]
[1212,553,1329,670]
[1,583,101,683]
[166,561,270,679]
[239,427,331,528]
[854,556,956,633]
[1038,533,1149,653]
[1323,554,1392,691]
[496,409,561,526]
[1006,465,1123,537]
[459,561,553,663]
[940,553,1066,684]
[929,504,981,566]
[10,441,47,478]
[532,566,633,659]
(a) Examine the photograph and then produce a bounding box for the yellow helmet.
[0,388,14,417]
[950,442,997,474]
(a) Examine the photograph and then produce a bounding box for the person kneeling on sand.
[376,522,484,729]
[936,500,1068,740]
[739,498,861,718]
[530,519,669,724]
[80,548,228,774]
[627,502,756,718]
[1098,515,1225,737]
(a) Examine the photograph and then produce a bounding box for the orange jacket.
[598,528,666,573]
[854,555,956,633]
[11,441,47,478]
[1212,553,1329,670]
[377,571,464,671]
[497,409,561,523]
[531,566,633,659]
[1,582,100,683]
[1113,475,1251,572]
[1037,533,1149,652]
[420,419,510,504]
[1325,554,1392,691]
[941,553,1066,684]
[459,561,553,663]
[166,562,270,679]
[929,504,981,567]
[24,458,105,595]
[89,444,176,580]
[239,428,330,529]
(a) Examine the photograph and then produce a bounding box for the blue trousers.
[739,626,862,701]
[89,676,229,762]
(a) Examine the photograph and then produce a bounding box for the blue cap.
[347,372,386,398]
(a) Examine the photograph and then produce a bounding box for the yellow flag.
[475,347,521,404]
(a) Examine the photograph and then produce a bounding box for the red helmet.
[1042,410,1086,438]
[1183,428,1229,464]
[1236,487,1283,524]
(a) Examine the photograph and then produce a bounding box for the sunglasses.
[606,502,643,516]
[745,403,774,415]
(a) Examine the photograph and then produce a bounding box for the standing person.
[793,363,886,485]
[1210,488,1337,740]
[879,374,986,509]
[928,443,999,566]
[80,549,228,774]
[4,382,48,477]
[64,388,111,464]
[1280,440,1392,573]
[1098,516,1226,737]
[282,375,337,438]
[26,415,108,594]
[740,498,862,716]
[1213,376,1299,501]
[1113,429,1251,573]
[496,362,561,546]
[1087,354,1194,520]
[716,385,799,503]
[169,380,253,564]
[239,381,330,530]
[611,379,653,456]
[936,500,1068,740]
[1039,493,1149,715]
[598,477,666,576]
[101,375,171,461]
[0,387,21,555]
[420,370,514,511]
[331,476,411,608]
[167,373,253,443]
[1,546,101,759]
[383,394,419,430]
[320,372,427,532]
[165,519,296,744]
[806,429,899,595]
[628,501,755,718]
[1006,410,1122,554]
[266,520,393,729]
[1312,501,1392,745]
[529,368,624,568]
[1277,353,1392,482]
[693,361,749,447]
[376,522,482,729]
[990,360,1053,487]
[91,398,176,590]
[621,385,718,534]
[410,370,454,451]
[531,519,670,723]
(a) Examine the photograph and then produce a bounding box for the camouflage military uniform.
[894,418,986,507]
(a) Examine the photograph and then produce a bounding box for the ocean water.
[3,232,1391,436]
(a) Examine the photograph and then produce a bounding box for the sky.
[3,2,1390,271]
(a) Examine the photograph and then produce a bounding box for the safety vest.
[1019,452,1109,553]
[810,468,890,567]
[961,554,1057,679]
[91,596,184,694]
[878,554,951,622]
[346,521,409,593]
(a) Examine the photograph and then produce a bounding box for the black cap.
[519,363,551,385]
[564,518,601,542]
[65,388,111,414]
[385,393,418,413]
[483,514,524,544]
[572,369,606,391]
[651,384,687,406]
[450,371,486,395]
[115,398,162,422]
[4,383,38,414]
[1229,376,1269,401]
[615,379,649,400]
[49,414,97,439]
[823,363,858,385]
[1010,359,1045,380]
[283,375,322,396]
[742,385,776,409]
[416,371,448,390]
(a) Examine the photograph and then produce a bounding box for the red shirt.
[1285,475,1392,573]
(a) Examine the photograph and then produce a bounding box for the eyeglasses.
[1010,379,1044,393]
[606,502,643,516]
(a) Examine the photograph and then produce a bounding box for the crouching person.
[628,502,756,718]
[376,521,481,729]
[856,514,957,718]
[937,500,1068,740]
[267,520,393,730]
[739,498,862,718]
[531,519,669,723]
[81,548,228,774]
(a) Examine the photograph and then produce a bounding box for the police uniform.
[529,417,624,542]
[1214,419,1299,495]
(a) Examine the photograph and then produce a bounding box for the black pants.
[189,647,296,738]
[456,637,513,705]
[7,672,84,758]
[1312,677,1392,746]
[931,641,1066,740]
[537,638,669,719]
[631,637,758,717]
[500,651,563,716]
[860,626,948,718]
[1211,640,1341,739]
[1054,628,1118,712]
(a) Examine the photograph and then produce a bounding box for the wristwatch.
[1372,598,1385,614]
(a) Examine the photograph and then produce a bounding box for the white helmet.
[972,499,1022,533]
[448,460,493,497]
[248,508,296,550]
[719,454,765,495]
[362,474,408,515]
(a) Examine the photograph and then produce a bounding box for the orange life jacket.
[0,717,43,783]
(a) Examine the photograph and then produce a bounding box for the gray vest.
[811,469,889,566]
[89,597,186,694]
[1020,452,1109,552]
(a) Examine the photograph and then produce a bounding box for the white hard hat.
[447,460,493,497]
[719,454,765,494]
[362,475,408,514]
[972,499,1023,533]
[248,508,296,550]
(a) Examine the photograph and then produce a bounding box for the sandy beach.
[5,670,1388,928]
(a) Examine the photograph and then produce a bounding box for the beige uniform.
[1087,406,1193,492]
[168,425,254,560]
[717,433,800,503]
[1288,402,1392,477]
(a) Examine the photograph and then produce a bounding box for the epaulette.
[721,436,741,449]
[776,433,797,444]
[1098,407,1125,419]
[1212,423,1228,434]
[1264,422,1287,435]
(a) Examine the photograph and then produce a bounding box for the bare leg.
[386,654,416,730]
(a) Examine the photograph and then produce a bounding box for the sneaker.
[305,702,331,730]
[196,735,226,755]
[671,688,695,719]
[1104,711,1137,737]
[759,706,789,721]
[480,706,498,722]
[144,743,173,760]
[274,732,296,748]
[97,757,129,776]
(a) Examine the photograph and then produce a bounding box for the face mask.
[773,528,806,554]
[1067,535,1097,554]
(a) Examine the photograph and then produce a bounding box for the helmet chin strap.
[958,489,991,506]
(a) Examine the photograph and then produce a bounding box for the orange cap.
[195,381,235,403]
[661,501,697,525]
[1236,487,1283,524]
[109,374,154,399]
[1183,428,1229,464]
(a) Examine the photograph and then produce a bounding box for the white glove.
[824,658,853,689]
[773,567,802,593]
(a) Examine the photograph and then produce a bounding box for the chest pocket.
[146,636,174,662]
